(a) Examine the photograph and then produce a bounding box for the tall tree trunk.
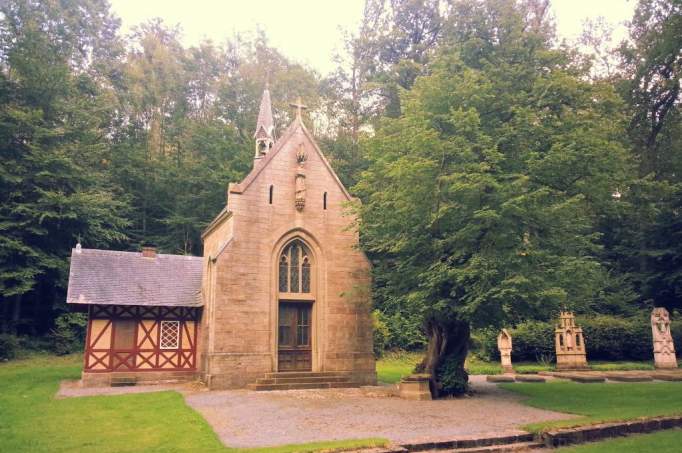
[11,294,22,335]
[418,317,470,398]
[1,296,10,333]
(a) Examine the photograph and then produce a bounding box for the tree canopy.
[1,0,681,395]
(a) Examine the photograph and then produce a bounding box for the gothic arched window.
[278,240,312,294]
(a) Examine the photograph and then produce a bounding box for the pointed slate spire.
[254,82,275,159]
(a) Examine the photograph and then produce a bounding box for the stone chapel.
[66,86,376,389]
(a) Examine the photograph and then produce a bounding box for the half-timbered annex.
[67,86,376,389]
[67,247,202,386]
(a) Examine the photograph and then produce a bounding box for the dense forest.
[1,0,681,391]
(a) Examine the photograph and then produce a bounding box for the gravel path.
[184,376,571,448]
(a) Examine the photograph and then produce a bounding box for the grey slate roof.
[66,248,203,307]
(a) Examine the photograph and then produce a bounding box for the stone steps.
[264,371,352,379]
[255,376,351,385]
[247,381,358,391]
[248,370,360,391]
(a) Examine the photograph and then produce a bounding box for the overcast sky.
[109,0,636,75]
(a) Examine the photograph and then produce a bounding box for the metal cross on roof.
[289,96,308,120]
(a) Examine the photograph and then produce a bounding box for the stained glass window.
[279,255,288,292]
[278,240,312,294]
[290,243,299,292]
[302,256,310,292]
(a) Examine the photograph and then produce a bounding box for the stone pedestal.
[555,311,589,370]
[497,329,513,373]
[652,307,678,369]
[399,374,432,400]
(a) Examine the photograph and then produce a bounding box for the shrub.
[381,311,427,351]
[372,310,390,357]
[472,327,501,361]
[511,321,555,362]
[672,319,682,358]
[472,315,666,363]
[0,334,19,360]
[51,313,87,355]
[18,335,52,353]
[436,354,469,396]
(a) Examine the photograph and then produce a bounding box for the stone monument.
[497,329,513,373]
[399,374,432,400]
[651,307,677,369]
[555,311,589,370]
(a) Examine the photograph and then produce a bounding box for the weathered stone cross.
[290,96,308,120]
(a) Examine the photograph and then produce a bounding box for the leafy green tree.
[355,0,631,396]
[601,0,682,312]
[0,0,130,333]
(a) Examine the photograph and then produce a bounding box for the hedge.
[474,315,682,363]
[0,334,19,360]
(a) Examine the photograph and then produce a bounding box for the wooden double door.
[278,302,312,371]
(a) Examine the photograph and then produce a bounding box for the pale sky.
[109,0,636,75]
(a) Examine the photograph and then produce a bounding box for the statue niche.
[295,144,306,211]
[555,311,588,370]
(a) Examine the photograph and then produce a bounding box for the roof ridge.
[75,248,202,260]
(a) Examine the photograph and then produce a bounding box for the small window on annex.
[278,240,312,294]
[160,320,180,349]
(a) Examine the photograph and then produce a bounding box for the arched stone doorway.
[277,239,314,371]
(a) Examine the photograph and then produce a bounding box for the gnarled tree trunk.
[417,317,470,398]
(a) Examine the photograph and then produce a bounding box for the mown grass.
[589,361,655,371]
[376,351,422,383]
[556,428,682,453]
[500,381,682,432]
[375,352,552,382]
[375,353,660,382]
[0,354,387,453]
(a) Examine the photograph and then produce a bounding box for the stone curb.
[399,433,534,452]
[607,374,653,382]
[365,415,682,452]
[566,374,606,383]
[486,375,515,383]
[514,375,546,383]
[540,415,682,448]
[655,373,682,381]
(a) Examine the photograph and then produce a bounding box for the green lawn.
[0,355,387,453]
[376,351,422,383]
[374,353,657,383]
[375,352,513,383]
[500,381,682,432]
[557,429,682,453]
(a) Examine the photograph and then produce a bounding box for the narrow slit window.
[323,192,327,210]
[269,185,273,204]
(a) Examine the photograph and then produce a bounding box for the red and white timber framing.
[83,305,199,373]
